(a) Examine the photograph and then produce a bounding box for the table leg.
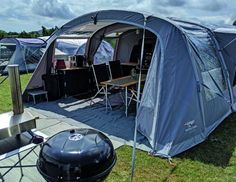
[64,70,67,98]
[45,93,48,102]
[106,85,108,112]
[125,86,128,117]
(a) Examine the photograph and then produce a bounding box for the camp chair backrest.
[92,63,110,88]
[109,60,122,79]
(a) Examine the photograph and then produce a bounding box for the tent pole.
[131,16,147,182]
[222,37,236,50]
[23,47,28,74]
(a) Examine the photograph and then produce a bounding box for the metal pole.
[8,64,24,115]
[125,86,128,117]
[131,16,147,182]
[106,84,108,112]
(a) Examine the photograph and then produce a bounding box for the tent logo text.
[184,120,197,132]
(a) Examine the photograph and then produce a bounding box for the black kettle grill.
[37,128,116,182]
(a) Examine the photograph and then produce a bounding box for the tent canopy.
[26,10,236,157]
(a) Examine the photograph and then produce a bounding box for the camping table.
[101,74,146,116]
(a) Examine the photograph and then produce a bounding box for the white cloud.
[32,0,76,19]
[0,0,235,32]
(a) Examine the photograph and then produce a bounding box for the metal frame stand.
[90,85,112,110]
[28,90,48,104]
[0,145,39,182]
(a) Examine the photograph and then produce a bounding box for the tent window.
[187,30,227,101]
[24,46,43,66]
[0,44,16,67]
[53,38,114,66]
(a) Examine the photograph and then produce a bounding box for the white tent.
[0,38,45,74]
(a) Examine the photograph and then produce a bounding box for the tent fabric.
[92,40,114,65]
[115,30,144,63]
[213,28,236,109]
[86,23,136,62]
[214,29,236,85]
[26,10,236,157]
[0,38,45,73]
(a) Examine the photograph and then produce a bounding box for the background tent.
[0,38,46,74]
[25,10,236,157]
[55,38,114,64]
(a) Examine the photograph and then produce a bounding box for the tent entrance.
[42,23,157,104]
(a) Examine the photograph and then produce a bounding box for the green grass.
[0,73,32,113]
[1,74,236,181]
[106,113,236,181]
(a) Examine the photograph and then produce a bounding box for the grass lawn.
[1,74,236,181]
[0,73,32,113]
[107,113,236,181]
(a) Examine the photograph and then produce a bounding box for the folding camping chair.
[108,60,123,79]
[108,60,126,103]
[91,63,112,109]
[127,74,146,108]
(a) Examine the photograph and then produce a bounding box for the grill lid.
[37,128,116,182]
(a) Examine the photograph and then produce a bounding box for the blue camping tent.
[26,10,236,157]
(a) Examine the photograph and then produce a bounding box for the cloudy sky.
[0,0,235,32]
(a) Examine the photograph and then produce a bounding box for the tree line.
[0,26,58,39]
[1,21,236,40]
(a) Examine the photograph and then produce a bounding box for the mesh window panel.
[185,29,227,101]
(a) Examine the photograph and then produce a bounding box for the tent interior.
[36,22,157,103]
[23,22,160,158]
[25,21,158,154]
[52,22,156,67]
